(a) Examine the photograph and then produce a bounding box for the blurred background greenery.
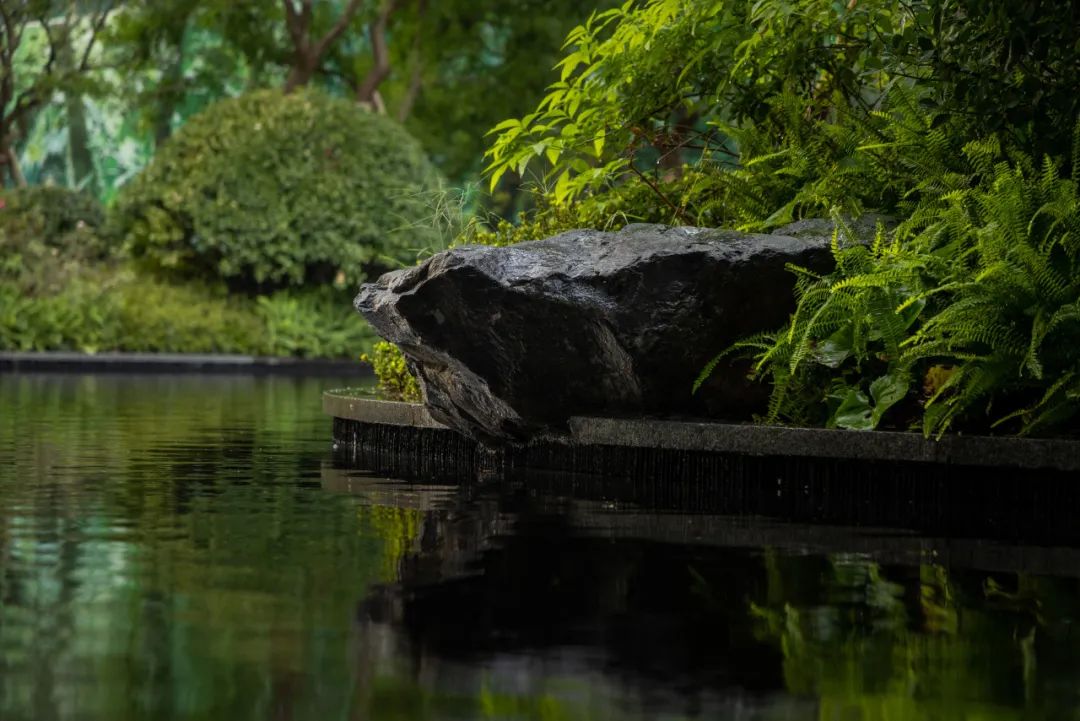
[0,0,612,358]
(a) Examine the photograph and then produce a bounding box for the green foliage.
[480,0,1080,436]
[0,186,114,305]
[0,268,374,359]
[0,211,373,360]
[0,185,103,236]
[0,269,263,354]
[485,0,892,204]
[474,85,971,241]
[361,341,421,402]
[397,0,620,184]
[487,0,1080,210]
[904,154,1080,437]
[258,288,377,359]
[0,185,107,255]
[113,88,443,290]
[462,174,698,245]
[0,193,263,355]
[903,0,1080,162]
[12,0,613,208]
[711,129,1080,437]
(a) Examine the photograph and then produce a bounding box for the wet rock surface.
[355,223,834,442]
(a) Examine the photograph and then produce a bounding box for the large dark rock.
[355,224,835,442]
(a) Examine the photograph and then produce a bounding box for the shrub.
[0,269,377,359]
[0,185,107,261]
[362,341,421,402]
[0,232,374,360]
[0,186,105,247]
[0,269,265,354]
[462,170,727,247]
[0,186,112,296]
[113,88,443,290]
[701,126,1080,438]
[258,288,377,359]
[487,0,1080,208]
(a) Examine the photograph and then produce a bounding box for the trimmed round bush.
[113,88,443,290]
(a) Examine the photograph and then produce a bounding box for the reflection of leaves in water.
[0,374,421,721]
[361,673,624,721]
[360,505,424,582]
[365,672,685,721]
[748,552,1080,720]
[920,563,958,634]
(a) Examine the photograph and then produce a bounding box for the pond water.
[2,373,1080,721]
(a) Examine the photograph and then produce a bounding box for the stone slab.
[325,392,1080,472]
[323,391,444,428]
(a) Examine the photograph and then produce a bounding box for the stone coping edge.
[324,391,1080,472]
[1,351,372,376]
[323,391,445,428]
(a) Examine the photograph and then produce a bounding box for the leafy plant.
[484,0,910,205]
[706,123,1080,437]
[0,270,265,355]
[460,173,708,246]
[905,150,1080,436]
[0,185,107,252]
[112,88,444,291]
[258,288,377,359]
[361,341,422,402]
[485,0,1080,236]
[0,216,374,360]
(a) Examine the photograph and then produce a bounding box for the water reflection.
[1,374,1080,720]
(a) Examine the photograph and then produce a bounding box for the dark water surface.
[2,373,1080,721]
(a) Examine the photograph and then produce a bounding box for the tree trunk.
[3,144,26,187]
[284,59,316,92]
[283,0,365,93]
[57,27,96,192]
[356,1,399,105]
[283,0,314,92]
[65,89,94,191]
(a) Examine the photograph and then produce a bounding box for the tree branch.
[356,0,400,104]
[283,0,306,52]
[0,4,20,67]
[36,10,59,77]
[627,162,692,225]
[79,1,116,72]
[313,0,366,61]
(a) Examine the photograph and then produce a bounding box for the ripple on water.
[2,373,1080,721]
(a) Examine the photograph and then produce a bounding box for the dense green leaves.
[361,340,421,402]
[0,270,374,358]
[0,184,375,358]
[484,0,901,205]
[0,185,105,254]
[486,0,1080,212]
[10,0,613,206]
[712,134,1080,437]
[112,88,443,290]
